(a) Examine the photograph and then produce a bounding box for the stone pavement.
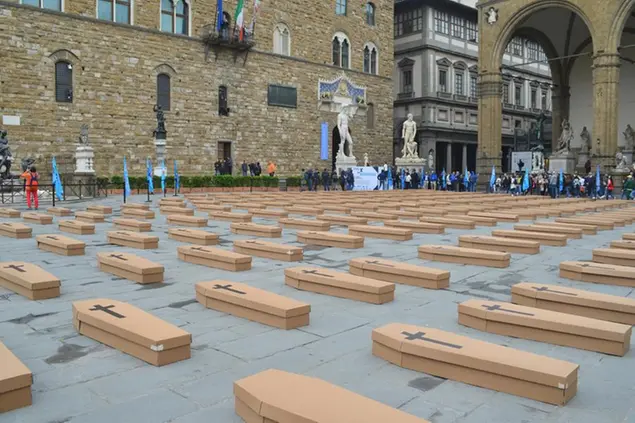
[1,194,634,423]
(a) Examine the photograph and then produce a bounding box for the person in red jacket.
[606,176,614,200]
[20,166,39,209]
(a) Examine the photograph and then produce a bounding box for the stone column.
[462,144,468,171]
[476,72,503,179]
[446,143,452,172]
[592,52,620,170]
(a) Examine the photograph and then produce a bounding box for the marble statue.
[154,104,167,134]
[0,129,14,179]
[363,153,369,166]
[401,114,418,158]
[555,119,573,154]
[624,124,634,150]
[428,149,434,170]
[616,150,628,169]
[580,126,591,153]
[337,106,354,158]
[78,124,90,145]
[486,7,498,25]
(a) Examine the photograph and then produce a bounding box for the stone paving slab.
[0,194,634,422]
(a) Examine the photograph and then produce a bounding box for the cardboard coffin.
[555,217,614,230]
[73,299,191,366]
[234,239,303,262]
[230,222,283,238]
[349,257,449,289]
[560,261,635,287]
[97,252,164,284]
[593,248,635,267]
[467,211,520,222]
[458,235,540,255]
[197,204,231,212]
[0,222,32,239]
[321,205,351,214]
[168,228,219,245]
[46,207,73,217]
[348,224,413,241]
[36,234,86,256]
[384,220,445,234]
[86,205,112,215]
[161,206,194,216]
[284,206,324,216]
[75,211,105,223]
[113,218,152,232]
[350,211,398,222]
[372,323,578,406]
[0,342,33,413]
[196,280,310,329]
[159,198,186,207]
[537,221,597,235]
[610,239,635,250]
[418,245,510,268]
[22,212,53,225]
[623,233,635,241]
[166,215,208,227]
[419,216,476,230]
[122,208,155,219]
[107,231,159,250]
[458,299,632,356]
[316,214,368,226]
[208,211,252,222]
[178,245,252,271]
[511,282,635,326]
[285,266,395,304]
[279,218,331,231]
[513,224,583,239]
[491,229,568,247]
[296,230,364,249]
[59,219,95,235]
[0,208,20,218]
[121,203,150,210]
[445,213,497,227]
[248,208,289,219]
[233,369,428,423]
[0,261,60,300]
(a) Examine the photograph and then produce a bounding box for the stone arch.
[49,49,80,65]
[152,63,177,77]
[608,0,635,52]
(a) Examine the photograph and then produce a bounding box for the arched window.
[219,85,229,116]
[98,0,131,23]
[365,2,375,26]
[363,43,378,74]
[332,33,350,68]
[161,0,189,35]
[335,0,346,16]
[21,0,62,11]
[55,61,73,103]
[157,73,171,111]
[273,24,291,56]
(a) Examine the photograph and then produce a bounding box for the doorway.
[217,141,232,161]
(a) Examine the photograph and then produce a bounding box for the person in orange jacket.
[267,161,277,177]
[21,166,40,210]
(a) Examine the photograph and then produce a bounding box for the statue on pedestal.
[363,153,369,166]
[428,149,434,170]
[336,106,355,158]
[401,114,418,158]
[580,126,591,154]
[153,104,167,139]
[0,129,13,179]
[624,124,634,151]
[75,124,95,174]
[555,119,573,155]
[78,124,90,145]
[535,112,546,148]
[616,150,628,170]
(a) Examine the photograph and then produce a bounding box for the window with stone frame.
[455,71,464,95]
[530,87,537,108]
[55,61,73,103]
[332,33,350,68]
[541,89,547,109]
[514,83,522,106]
[394,8,423,37]
[363,43,378,75]
[366,103,375,129]
[366,2,375,26]
[526,40,540,61]
[219,85,229,116]
[335,0,347,16]
[98,0,131,24]
[156,73,171,111]
[21,0,61,11]
[161,0,189,36]
[469,74,478,98]
[451,16,464,39]
[506,37,523,56]
[273,23,291,56]
[438,69,447,92]
[434,10,449,34]
[402,69,413,94]
[465,19,478,42]
[502,81,510,104]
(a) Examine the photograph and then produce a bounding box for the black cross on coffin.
[532,286,578,296]
[89,304,126,318]
[401,331,462,349]
[301,269,334,278]
[4,264,26,273]
[109,254,128,261]
[46,236,59,241]
[190,247,209,252]
[481,304,535,316]
[365,260,394,267]
[212,284,246,295]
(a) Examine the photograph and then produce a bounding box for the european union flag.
[51,157,63,200]
[123,157,131,197]
[146,158,154,194]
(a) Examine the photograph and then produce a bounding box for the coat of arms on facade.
[486,7,498,25]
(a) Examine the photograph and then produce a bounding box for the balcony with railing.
[201,23,256,63]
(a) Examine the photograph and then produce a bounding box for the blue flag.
[522,169,530,192]
[463,167,469,187]
[216,0,223,32]
[123,156,131,197]
[146,158,154,194]
[559,169,564,193]
[387,167,393,190]
[441,169,446,189]
[400,169,405,190]
[490,166,496,188]
[596,165,601,192]
[51,157,63,200]
[160,159,166,192]
[174,160,180,192]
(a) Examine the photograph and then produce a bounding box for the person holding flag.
[123,156,131,199]
[51,156,63,201]
[146,157,154,195]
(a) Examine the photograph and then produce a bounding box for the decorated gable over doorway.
[318,73,367,116]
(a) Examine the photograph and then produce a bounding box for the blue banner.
[441,169,446,189]
[387,167,393,190]
[596,165,601,191]
[320,122,329,160]
[463,167,469,187]
[174,160,180,192]
[490,166,496,188]
[216,0,223,31]
[160,159,166,192]
[522,169,530,192]
[123,157,131,197]
[51,157,63,200]
[559,169,564,193]
[146,158,154,194]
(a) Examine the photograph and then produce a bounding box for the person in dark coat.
[322,169,330,191]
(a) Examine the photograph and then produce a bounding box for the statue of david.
[337,106,355,158]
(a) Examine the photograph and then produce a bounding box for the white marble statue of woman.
[337,106,354,158]
[556,119,573,154]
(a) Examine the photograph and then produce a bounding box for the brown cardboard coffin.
[113,218,152,232]
[513,224,583,239]
[86,205,112,215]
[384,220,445,234]
[458,299,632,356]
[511,282,635,326]
[560,261,635,287]
[419,216,476,229]
[159,198,186,207]
[279,218,331,231]
[22,212,53,225]
[491,229,567,247]
[0,222,32,239]
[350,210,398,222]
[161,206,194,216]
[0,262,60,300]
[0,342,32,413]
[418,245,510,268]
[285,266,394,304]
[285,205,324,216]
[107,231,159,250]
[196,280,310,329]
[555,217,614,230]
[321,205,352,214]
[234,239,303,262]
[59,219,95,235]
[445,213,497,227]
[36,234,86,256]
[178,245,252,271]
[467,211,520,222]
[248,208,289,219]
[348,224,413,241]
[122,208,155,219]
[208,211,252,222]
[46,207,73,217]
[75,211,105,223]
[297,230,364,249]
[537,221,598,235]
[349,257,449,289]
[593,248,635,267]
[121,203,150,210]
[230,222,283,238]
[168,228,219,245]
[0,208,20,218]
[97,252,164,284]
[372,323,578,406]
[623,233,635,241]
[166,215,208,227]
[458,235,540,255]
[197,204,231,212]
[316,214,368,226]
[73,299,190,366]
[611,240,635,250]
[233,369,428,423]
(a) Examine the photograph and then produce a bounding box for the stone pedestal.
[74,145,95,175]
[548,152,576,173]
[395,157,426,174]
[575,150,589,174]
[72,173,97,198]
[335,155,358,175]
[531,151,545,174]
[154,136,166,177]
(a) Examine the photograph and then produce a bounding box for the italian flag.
[234,0,245,41]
